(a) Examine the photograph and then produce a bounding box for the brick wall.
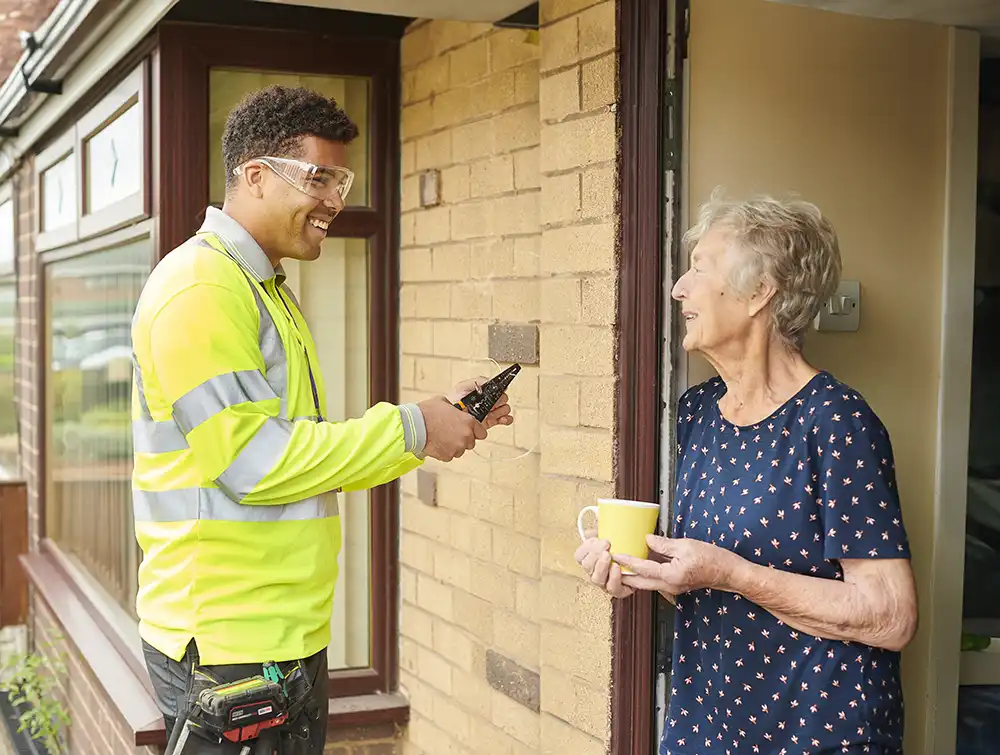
[397,2,618,753]
[0,0,62,82]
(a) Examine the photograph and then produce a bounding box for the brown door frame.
[613,0,685,753]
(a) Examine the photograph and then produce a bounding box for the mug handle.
[576,505,599,541]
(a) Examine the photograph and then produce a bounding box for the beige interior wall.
[686,1,950,752]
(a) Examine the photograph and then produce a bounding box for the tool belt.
[174,659,318,751]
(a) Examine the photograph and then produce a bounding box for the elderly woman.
[577,194,918,755]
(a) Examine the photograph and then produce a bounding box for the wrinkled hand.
[574,531,635,599]
[417,396,487,462]
[448,376,514,430]
[615,535,738,596]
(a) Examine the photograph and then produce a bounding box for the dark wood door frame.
[613,1,683,753]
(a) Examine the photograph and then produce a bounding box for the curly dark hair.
[222,85,359,191]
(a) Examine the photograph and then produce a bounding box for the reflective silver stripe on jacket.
[215,417,293,502]
[133,488,338,522]
[172,369,277,435]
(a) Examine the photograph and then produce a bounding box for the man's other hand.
[417,396,487,461]
[448,376,514,430]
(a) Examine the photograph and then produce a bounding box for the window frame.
[156,21,403,700]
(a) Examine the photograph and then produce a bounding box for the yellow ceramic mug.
[576,498,661,574]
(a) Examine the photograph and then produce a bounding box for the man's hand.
[615,534,738,595]
[574,532,635,599]
[417,396,487,461]
[448,376,514,430]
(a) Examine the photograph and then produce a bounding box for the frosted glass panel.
[85,100,143,213]
[208,69,370,208]
[0,199,14,270]
[282,237,371,670]
[41,154,76,232]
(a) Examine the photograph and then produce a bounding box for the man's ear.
[748,277,777,318]
[240,164,266,199]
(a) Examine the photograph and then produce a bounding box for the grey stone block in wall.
[416,468,436,507]
[488,324,539,365]
[485,649,540,712]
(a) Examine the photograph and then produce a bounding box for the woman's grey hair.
[682,190,842,351]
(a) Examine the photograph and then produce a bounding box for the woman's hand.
[574,532,635,599]
[615,534,737,595]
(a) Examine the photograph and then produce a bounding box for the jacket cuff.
[399,403,427,458]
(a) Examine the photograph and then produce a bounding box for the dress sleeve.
[815,393,911,561]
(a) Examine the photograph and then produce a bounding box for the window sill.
[20,548,410,747]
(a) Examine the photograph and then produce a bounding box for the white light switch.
[813,280,860,332]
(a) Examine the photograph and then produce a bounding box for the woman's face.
[671,228,757,354]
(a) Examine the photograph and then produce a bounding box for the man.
[131,85,511,754]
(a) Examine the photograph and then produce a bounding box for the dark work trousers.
[142,640,328,755]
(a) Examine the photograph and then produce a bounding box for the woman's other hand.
[574,532,635,599]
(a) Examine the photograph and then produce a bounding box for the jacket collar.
[198,206,286,285]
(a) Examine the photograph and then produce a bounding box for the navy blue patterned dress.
[660,372,909,755]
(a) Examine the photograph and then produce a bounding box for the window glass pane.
[41,153,76,232]
[282,237,371,670]
[46,239,150,614]
[208,69,371,208]
[957,684,1000,754]
[0,275,16,477]
[0,199,14,270]
[85,100,143,213]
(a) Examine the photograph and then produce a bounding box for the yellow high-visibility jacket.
[131,207,425,665]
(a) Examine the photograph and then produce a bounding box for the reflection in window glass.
[0,275,16,477]
[957,684,1000,754]
[0,199,14,270]
[281,237,371,670]
[46,239,150,614]
[86,100,142,213]
[207,69,370,208]
[41,153,76,232]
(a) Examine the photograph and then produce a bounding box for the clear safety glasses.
[234,156,355,208]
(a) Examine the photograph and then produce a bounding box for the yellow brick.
[467,70,517,120]
[401,319,433,354]
[540,67,580,122]
[402,603,434,647]
[402,175,420,212]
[574,573,613,639]
[434,544,473,593]
[453,670,493,720]
[472,322,490,356]
[580,275,614,325]
[402,100,433,140]
[469,484,514,527]
[433,86,471,130]
[493,528,540,579]
[492,689,540,749]
[513,147,540,190]
[497,193,541,238]
[453,119,496,163]
[541,523,590,578]
[581,52,616,110]
[513,408,540,454]
[540,622,611,682]
[414,207,451,246]
[540,325,613,375]
[415,357,454,393]
[515,576,540,623]
[492,279,539,322]
[403,497,452,542]
[495,105,541,153]
[433,320,473,358]
[450,37,489,86]
[468,559,516,611]
[400,636,420,676]
[540,666,607,739]
[417,646,454,694]
[436,473,471,512]
[433,620,478,674]
[539,713,605,755]
[450,513,492,560]
[442,164,471,203]
[414,283,452,318]
[513,235,542,277]
[505,364,539,409]
[540,172,581,226]
[417,573,455,621]
[451,201,495,241]
[540,16,579,73]
[540,278,581,323]
[432,244,472,281]
[400,669,435,720]
[401,531,436,574]
[402,141,417,176]
[539,573,581,626]
[403,70,417,105]
[402,23,433,69]
[452,589,494,643]
[451,281,493,320]
[541,222,614,274]
[579,377,614,429]
[515,60,540,105]
[540,111,615,173]
[402,567,418,605]
[578,2,615,59]
[493,608,540,671]
[539,375,579,426]
[430,20,488,56]
[401,355,416,389]
[471,155,515,198]
[413,55,451,101]
[581,163,615,218]
[408,715,460,755]
[401,213,416,247]
[540,426,613,480]
[416,131,452,170]
[491,29,540,72]
[540,0,603,24]
[401,248,434,283]
[433,692,472,742]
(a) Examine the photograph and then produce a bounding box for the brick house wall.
[397,2,619,753]
[0,0,61,81]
